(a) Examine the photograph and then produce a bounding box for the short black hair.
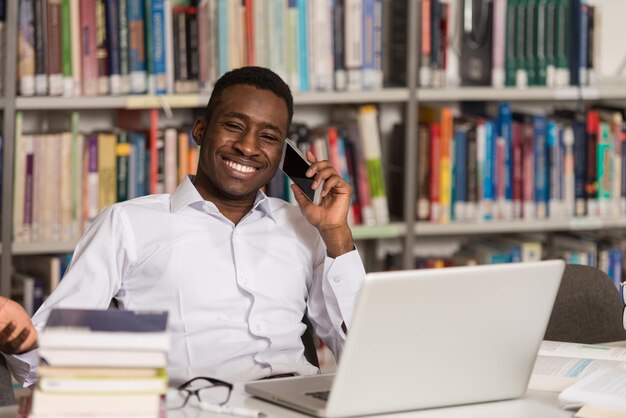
[205,66,294,127]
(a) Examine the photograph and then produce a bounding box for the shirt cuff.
[4,349,40,388]
[323,248,366,328]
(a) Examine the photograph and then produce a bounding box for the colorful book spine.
[61,0,73,96]
[19,0,36,96]
[95,0,109,95]
[127,0,147,93]
[597,122,611,216]
[105,0,122,95]
[533,115,548,219]
[118,0,130,93]
[46,0,63,96]
[297,0,310,91]
[80,0,98,96]
[34,0,48,95]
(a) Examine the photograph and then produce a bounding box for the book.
[40,308,170,351]
[559,368,626,414]
[529,341,626,392]
[31,392,160,416]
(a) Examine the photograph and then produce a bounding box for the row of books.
[389,103,626,224]
[267,105,390,227]
[12,111,200,244]
[386,232,624,288]
[29,308,169,417]
[11,254,71,316]
[491,0,599,88]
[17,0,386,97]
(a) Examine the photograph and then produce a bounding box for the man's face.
[193,84,289,203]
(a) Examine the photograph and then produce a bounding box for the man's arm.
[0,297,38,355]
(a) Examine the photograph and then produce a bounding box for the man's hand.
[0,297,38,355]
[292,151,355,258]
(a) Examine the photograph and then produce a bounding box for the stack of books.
[30,308,170,418]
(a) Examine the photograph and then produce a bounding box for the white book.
[31,391,160,416]
[491,0,506,88]
[38,375,167,394]
[529,341,626,393]
[344,0,362,91]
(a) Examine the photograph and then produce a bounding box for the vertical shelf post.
[402,0,419,270]
[1,0,19,295]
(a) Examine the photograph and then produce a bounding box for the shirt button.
[241,277,247,284]
[333,277,340,283]
[256,324,262,332]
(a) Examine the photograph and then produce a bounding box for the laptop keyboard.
[306,390,330,401]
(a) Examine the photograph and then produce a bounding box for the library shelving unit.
[0,3,422,298]
[4,1,626,299]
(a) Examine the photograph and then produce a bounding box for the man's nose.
[234,132,259,155]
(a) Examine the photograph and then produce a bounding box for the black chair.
[0,355,16,406]
[301,314,320,368]
[544,264,626,344]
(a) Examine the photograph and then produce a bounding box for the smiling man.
[5,67,366,387]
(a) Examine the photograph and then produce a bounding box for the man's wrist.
[320,224,355,258]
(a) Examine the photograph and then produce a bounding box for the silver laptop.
[245,260,565,417]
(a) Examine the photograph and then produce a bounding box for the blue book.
[483,120,495,221]
[296,0,309,92]
[497,102,513,217]
[217,0,229,77]
[46,308,168,333]
[148,0,167,94]
[579,0,589,85]
[569,0,581,85]
[546,120,559,217]
[533,115,548,218]
[573,119,587,215]
[453,128,468,221]
[104,0,121,94]
[127,0,147,93]
[361,0,375,90]
[129,132,147,197]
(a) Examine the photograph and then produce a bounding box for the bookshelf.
[4,0,626,298]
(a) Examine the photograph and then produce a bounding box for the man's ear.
[192,118,206,146]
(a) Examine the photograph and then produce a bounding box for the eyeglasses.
[168,376,234,410]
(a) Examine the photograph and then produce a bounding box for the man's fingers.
[9,328,30,352]
[0,321,16,341]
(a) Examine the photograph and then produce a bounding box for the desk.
[0,388,574,418]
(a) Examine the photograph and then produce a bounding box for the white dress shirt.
[6,177,365,386]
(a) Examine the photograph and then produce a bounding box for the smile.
[225,159,258,174]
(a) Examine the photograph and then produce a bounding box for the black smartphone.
[279,139,324,205]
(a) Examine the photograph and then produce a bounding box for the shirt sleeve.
[5,205,134,387]
[306,246,366,361]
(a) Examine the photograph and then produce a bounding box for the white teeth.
[226,160,256,173]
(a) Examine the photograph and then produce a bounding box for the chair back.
[301,315,320,368]
[0,355,16,406]
[544,264,626,344]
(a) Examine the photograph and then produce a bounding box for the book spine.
[297,0,310,91]
[579,0,589,85]
[80,0,98,96]
[429,123,441,223]
[333,0,346,90]
[535,0,547,86]
[185,7,199,90]
[416,124,430,221]
[61,0,73,96]
[97,133,117,209]
[533,115,548,219]
[512,121,523,218]
[95,0,109,95]
[439,108,453,223]
[573,120,587,216]
[18,0,36,96]
[419,0,431,87]
[149,0,167,94]
[116,132,130,202]
[85,135,99,225]
[504,0,517,87]
[34,0,49,95]
[514,0,528,87]
[197,0,210,89]
[466,126,478,221]
[47,0,63,96]
[569,0,581,85]
[554,0,569,86]
[562,125,575,217]
[69,0,81,95]
[492,0,506,87]
[118,0,130,94]
[430,0,441,87]
[521,119,534,219]
[498,102,513,219]
[525,0,537,85]
[127,0,147,93]
[453,129,468,221]
[544,0,557,86]
[104,0,121,95]
[344,0,362,91]
[585,111,599,216]
[597,122,611,217]
[547,121,561,217]
[217,0,229,76]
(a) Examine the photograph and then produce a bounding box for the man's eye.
[225,122,242,130]
[261,134,278,142]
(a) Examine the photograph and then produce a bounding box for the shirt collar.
[170,176,277,222]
